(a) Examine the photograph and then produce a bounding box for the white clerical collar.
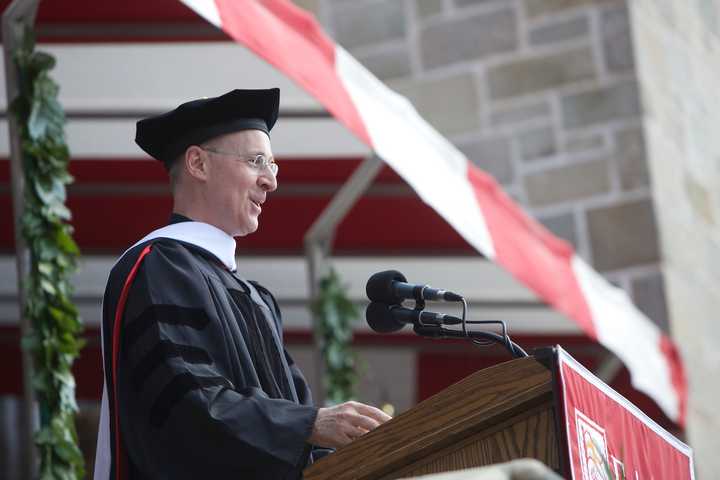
[122,221,238,271]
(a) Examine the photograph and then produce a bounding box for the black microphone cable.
[453,295,527,358]
[413,322,528,358]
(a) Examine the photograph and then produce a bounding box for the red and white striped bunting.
[179,0,687,425]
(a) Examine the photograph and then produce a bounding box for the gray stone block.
[356,45,412,80]
[518,126,557,161]
[538,211,578,247]
[330,0,406,49]
[490,101,551,126]
[524,159,610,206]
[529,14,589,45]
[416,0,443,19]
[587,198,659,271]
[564,133,605,153]
[391,73,481,135]
[419,8,518,70]
[602,6,635,72]
[524,0,614,18]
[614,127,649,190]
[488,47,596,100]
[631,272,669,332]
[458,136,514,184]
[561,81,641,128]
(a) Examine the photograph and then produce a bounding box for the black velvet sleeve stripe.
[149,373,233,428]
[249,281,282,318]
[124,305,211,348]
[131,341,213,392]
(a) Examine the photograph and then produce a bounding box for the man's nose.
[258,169,278,192]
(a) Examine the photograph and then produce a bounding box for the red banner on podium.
[558,348,694,480]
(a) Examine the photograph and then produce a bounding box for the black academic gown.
[101,221,324,479]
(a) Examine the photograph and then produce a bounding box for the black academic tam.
[101,236,328,479]
[135,88,280,167]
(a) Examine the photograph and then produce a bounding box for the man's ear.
[185,145,208,181]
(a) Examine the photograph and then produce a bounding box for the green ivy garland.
[311,268,359,405]
[11,27,85,480]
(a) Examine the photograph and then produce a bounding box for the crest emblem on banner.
[575,409,610,480]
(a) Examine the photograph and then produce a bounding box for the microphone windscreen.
[366,302,405,333]
[366,270,407,304]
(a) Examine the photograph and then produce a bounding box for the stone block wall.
[629,0,720,477]
[295,0,667,329]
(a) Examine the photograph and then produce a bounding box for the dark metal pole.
[2,1,41,478]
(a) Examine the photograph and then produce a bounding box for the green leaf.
[34,176,67,205]
[38,261,54,277]
[56,229,79,255]
[39,278,57,295]
[45,201,72,221]
[54,439,82,464]
[55,253,71,270]
[28,76,61,141]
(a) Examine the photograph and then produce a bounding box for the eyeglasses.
[201,147,278,176]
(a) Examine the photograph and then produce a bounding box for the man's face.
[203,129,278,237]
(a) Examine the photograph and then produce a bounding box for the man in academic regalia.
[94,89,391,480]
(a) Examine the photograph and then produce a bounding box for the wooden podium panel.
[304,356,560,480]
[392,403,559,479]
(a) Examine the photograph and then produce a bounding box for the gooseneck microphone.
[365,302,462,333]
[366,270,463,305]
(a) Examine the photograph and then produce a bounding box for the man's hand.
[309,401,392,449]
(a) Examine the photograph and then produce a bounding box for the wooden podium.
[304,352,562,480]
